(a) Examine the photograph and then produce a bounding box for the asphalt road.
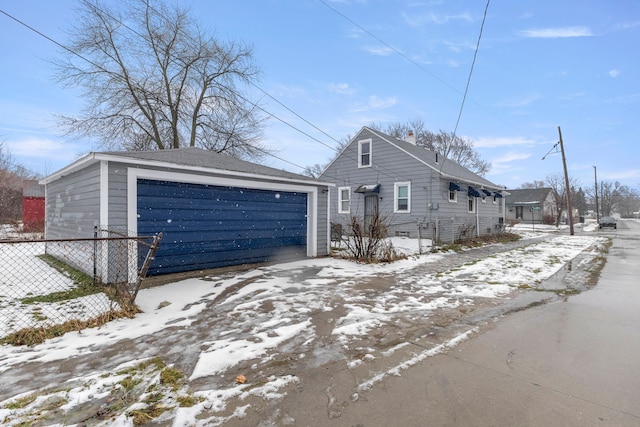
[331,219,640,426]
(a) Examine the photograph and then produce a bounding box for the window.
[468,197,475,213]
[395,182,411,213]
[516,206,524,219]
[338,187,351,213]
[449,190,457,202]
[358,139,372,168]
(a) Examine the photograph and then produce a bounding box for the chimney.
[405,130,416,145]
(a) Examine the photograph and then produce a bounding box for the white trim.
[449,190,458,203]
[358,139,372,168]
[338,186,351,214]
[394,181,411,213]
[468,196,476,213]
[99,160,110,283]
[99,160,109,227]
[41,152,334,188]
[127,168,319,257]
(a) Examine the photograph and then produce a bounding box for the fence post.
[93,226,98,286]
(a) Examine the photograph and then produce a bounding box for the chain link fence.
[0,227,162,340]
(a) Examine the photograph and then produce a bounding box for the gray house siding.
[322,127,506,243]
[44,162,101,239]
[107,162,129,231]
[43,163,101,276]
[505,188,556,224]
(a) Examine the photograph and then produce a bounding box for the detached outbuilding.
[40,148,330,277]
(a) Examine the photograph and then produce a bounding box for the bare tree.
[301,163,325,179]
[520,180,546,189]
[368,118,491,176]
[0,143,37,223]
[55,0,268,160]
[598,181,629,217]
[546,172,580,225]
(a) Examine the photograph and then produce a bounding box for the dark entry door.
[364,194,379,231]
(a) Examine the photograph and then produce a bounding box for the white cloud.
[363,45,395,56]
[608,69,621,78]
[403,11,474,26]
[474,136,538,148]
[327,83,355,95]
[493,151,531,163]
[496,94,540,108]
[602,168,640,180]
[518,26,593,38]
[350,95,397,113]
[367,95,397,109]
[6,137,78,160]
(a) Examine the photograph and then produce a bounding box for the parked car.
[599,216,617,229]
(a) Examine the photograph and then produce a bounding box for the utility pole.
[593,165,599,223]
[558,126,574,235]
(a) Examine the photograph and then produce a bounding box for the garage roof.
[42,147,331,187]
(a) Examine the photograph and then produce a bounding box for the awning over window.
[355,183,381,194]
[482,189,492,197]
[468,186,482,197]
[494,192,503,198]
[449,182,462,192]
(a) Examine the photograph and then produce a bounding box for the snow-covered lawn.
[0,226,607,426]
[0,238,118,338]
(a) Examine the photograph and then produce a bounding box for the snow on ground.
[0,239,118,337]
[0,226,608,426]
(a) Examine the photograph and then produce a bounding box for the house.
[504,187,557,224]
[319,126,506,244]
[40,147,331,279]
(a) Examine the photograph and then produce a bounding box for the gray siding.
[316,189,329,256]
[322,128,504,242]
[45,162,101,239]
[107,162,129,231]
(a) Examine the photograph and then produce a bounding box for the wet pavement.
[0,229,615,426]
[320,220,640,427]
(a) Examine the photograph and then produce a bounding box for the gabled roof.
[504,187,554,204]
[331,126,504,191]
[41,147,329,186]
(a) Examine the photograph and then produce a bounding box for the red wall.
[23,196,45,232]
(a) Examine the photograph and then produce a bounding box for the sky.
[1,0,639,191]
[0,224,607,425]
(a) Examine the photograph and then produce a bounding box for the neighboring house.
[40,147,330,280]
[22,180,45,232]
[319,126,506,244]
[505,187,557,224]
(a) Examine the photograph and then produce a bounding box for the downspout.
[476,196,480,237]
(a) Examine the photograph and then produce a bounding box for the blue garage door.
[137,179,308,275]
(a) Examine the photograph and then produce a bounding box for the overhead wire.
[0,4,418,185]
[318,0,517,133]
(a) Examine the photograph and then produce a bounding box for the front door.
[364,194,379,232]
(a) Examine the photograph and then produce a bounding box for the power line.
[318,0,517,133]
[452,0,491,139]
[317,0,461,97]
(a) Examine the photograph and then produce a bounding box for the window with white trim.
[338,187,351,213]
[449,190,457,202]
[358,139,372,168]
[468,197,476,213]
[395,182,411,213]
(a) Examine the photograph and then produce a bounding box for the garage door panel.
[137,179,308,275]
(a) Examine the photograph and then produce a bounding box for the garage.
[41,147,330,281]
[137,179,309,275]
